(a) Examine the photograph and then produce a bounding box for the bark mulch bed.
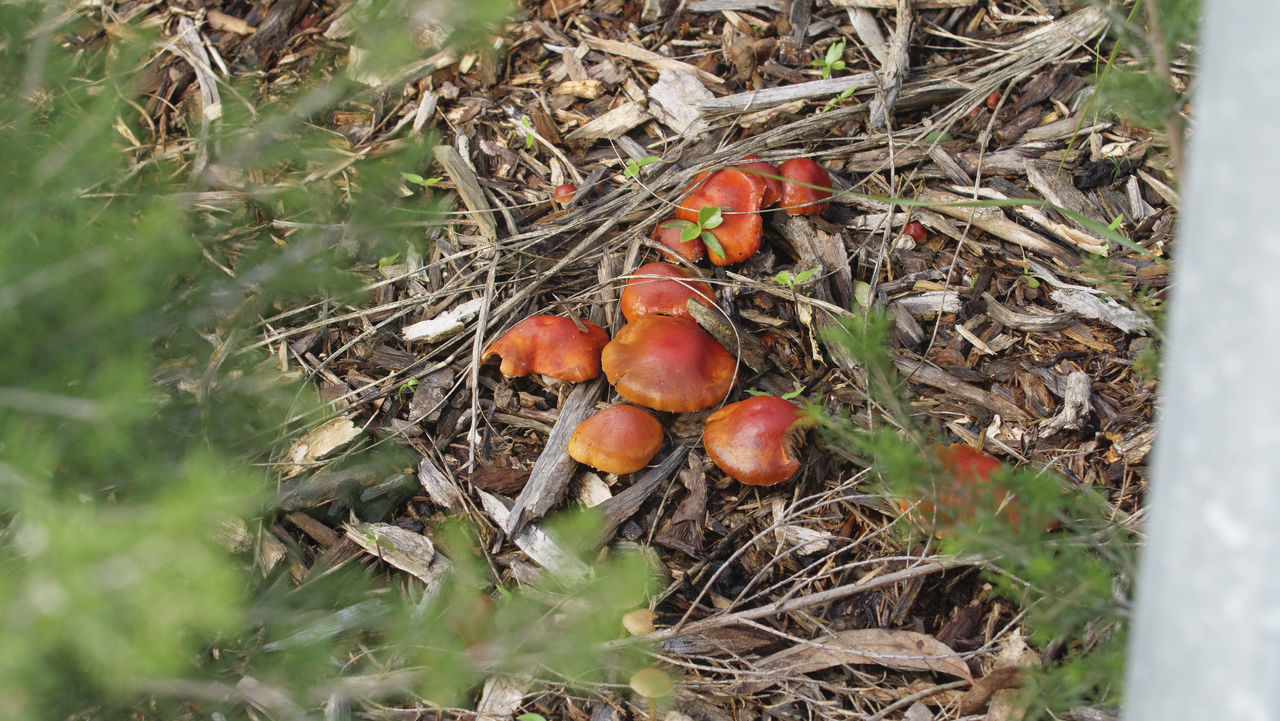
[111,0,1167,718]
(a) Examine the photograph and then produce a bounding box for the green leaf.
[774,270,795,287]
[795,268,818,283]
[516,715,548,721]
[780,386,805,400]
[698,204,723,229]
[924,132,954,143]
[826,40,845,66]
[701,230,726,259]
[400,171,426,185]
[680,223,701,243]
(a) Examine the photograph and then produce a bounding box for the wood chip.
[504,378,605,534]
[479,491,590,581]
[402,297,485,342]
[344,522,451,589]
[894,356,1030,421]
[699,72,874,115]
[418,455,467,511]
[583,36,725,89]
[738,629,973,693]
[563,101,651,143]
[981,292,1074,332]
[475,677,529,721]
[830,0,976,6]
[1039,370,1091,437]
[434,145,498,241]
[284,417,362,477]
[1049,289,1152,333]
[648,69,714,135]
[917,187,1080,268]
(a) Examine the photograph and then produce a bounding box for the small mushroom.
[482,315,609,382]
[620,262,715,322]
[778,158,832,215]
[900,444,1020,532]
[675,168,764,266]
[568,404,663,474]
[552,183,576,205]
[736,154,782,207]
[601,315,736,412]
[702,395,815,486]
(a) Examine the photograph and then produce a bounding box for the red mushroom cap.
[568,404,663,474]
[650,223,706,263]
[675,168,764,266]
[702,395,814,486]
[620,262,715,322]
[899,444,1019,533]
[552,183,576,205]
[778,158,832,215]
[736,155,783,207]
[601,316,736,413]
[483,315,609,382]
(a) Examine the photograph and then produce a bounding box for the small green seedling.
[400,171,442,187]
[661,205,726,259]
[520,117,535,150]
[924,131,955,143]
[1017,248,1040,289]
[624,155,661,178]
[748,386,805,400]
[821,85,857,113]
[516,714,548,721]
[397,378,420,400]
[774,267,818,288]
[811,39,846,79]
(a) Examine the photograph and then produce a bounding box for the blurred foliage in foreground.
[820,312,1137,719]
[0,2,653,719]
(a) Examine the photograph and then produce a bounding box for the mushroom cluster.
[488,155,835,488]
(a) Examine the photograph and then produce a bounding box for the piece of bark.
[344,522,451,589]
[480,491,590,581]
[1049,289,1153,333]
[418,455,467,511]
[893,356,1030,421]
[583,36,724,89]
[868,0,915,130]
[596,445,691,541]
[402,297,485,342]
[699,72,874,114]
[1039,370,1092,437]
[830,0,976,6]
[737,628,972,693]
[434,145,498,241]
[917,187,1081,267]
[648,70,714,136]
[563,101,651,143]
[774,215,854,309]
[504,378,605,534]
[847,7,889,64]
[686,299,766,373]
[980,292,1075,332]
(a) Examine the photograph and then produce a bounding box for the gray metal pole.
[1124,3,1280,720]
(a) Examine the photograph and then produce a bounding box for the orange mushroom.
[552,183,576,205]
[601,316,736,413]
[620,262,715,322]
[900,444,1020,532]
[702,395,815,486]
[482,315,609,382]
[568,404,663,474]
[650,223,706,263]
[736,155,783,207]
[778,158,832,215]
[675,168,764,266]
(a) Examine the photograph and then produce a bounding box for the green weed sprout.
[661,205,726,259]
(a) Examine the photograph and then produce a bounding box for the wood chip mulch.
[112,0,1167,719]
